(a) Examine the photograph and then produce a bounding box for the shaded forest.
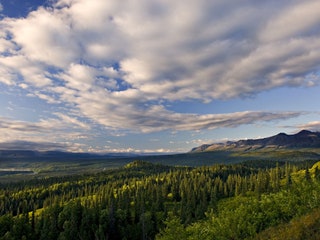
[1,159,320,239]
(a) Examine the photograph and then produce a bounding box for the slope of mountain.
[190,130,320,152]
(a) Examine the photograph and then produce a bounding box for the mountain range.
[190,130,320,153]
[1,130,320,159]
[0,150,139,160]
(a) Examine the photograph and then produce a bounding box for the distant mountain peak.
[190,130,320,153]
[297,129,313,136]
[277,132,288,136]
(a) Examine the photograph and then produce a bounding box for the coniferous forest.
[1,159,320,240]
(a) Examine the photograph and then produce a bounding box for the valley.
[1,131,320,239]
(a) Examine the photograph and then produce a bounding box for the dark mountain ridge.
[191,130,320,152]
[0,150,139,160]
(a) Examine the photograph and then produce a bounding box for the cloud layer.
[0,0,319,139]
[0,114,89,150]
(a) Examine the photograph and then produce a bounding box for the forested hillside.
[0,159,320,239]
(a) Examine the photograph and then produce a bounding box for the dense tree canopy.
[0,159,319,239]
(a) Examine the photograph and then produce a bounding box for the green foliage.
[156,215,189,240]
[0,215,13,237]
[254,208,320,240]
[0,160,320,239]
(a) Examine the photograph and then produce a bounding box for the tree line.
[0,159,319,239]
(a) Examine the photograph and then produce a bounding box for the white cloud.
[101,145,174,154]
[0,55,52,87]
[259,0,320,42]
[0,37,15,54]
[0,0,318,134]
[54,112,91,129]
[27,91,59,104]
[0,115,91,146]
[5,7,77,67]
[295,121,320,132]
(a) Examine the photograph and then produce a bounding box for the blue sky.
[0,0,319,153]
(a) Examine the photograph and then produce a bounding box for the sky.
[0,0,319,153]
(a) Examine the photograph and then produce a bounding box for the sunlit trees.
[0,159,319,239]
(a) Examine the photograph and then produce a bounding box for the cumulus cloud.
[6,7,78,67]
[0,0,318,134]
